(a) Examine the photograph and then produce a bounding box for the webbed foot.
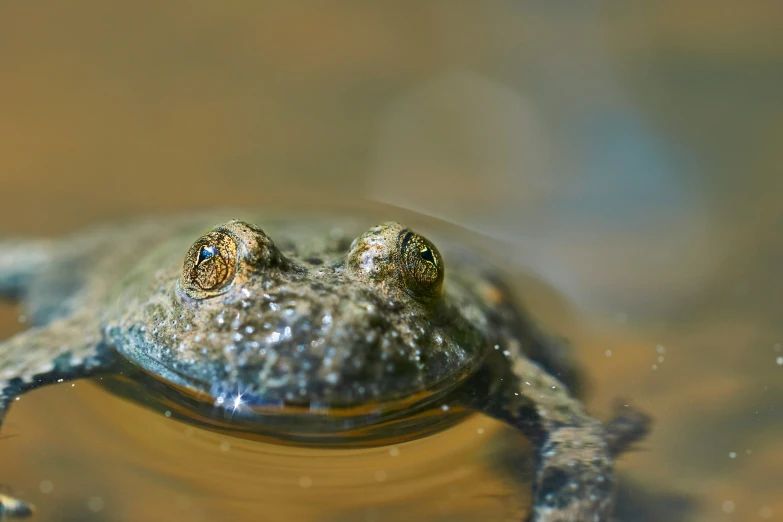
[604,401,653,456]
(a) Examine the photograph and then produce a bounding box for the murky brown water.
[1,3,781,521]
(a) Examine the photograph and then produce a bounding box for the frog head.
[106,220,490,427]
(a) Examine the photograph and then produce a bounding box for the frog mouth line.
[106,365,472,447]
[116,346,213,394]
[116,340,478,419]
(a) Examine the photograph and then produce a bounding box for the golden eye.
[398,230,444,301]
[182,230,238,298]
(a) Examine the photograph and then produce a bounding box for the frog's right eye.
[181,230,238,298]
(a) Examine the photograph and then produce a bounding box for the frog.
[0,214,650,521]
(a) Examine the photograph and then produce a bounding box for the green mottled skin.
[0,213,649,521]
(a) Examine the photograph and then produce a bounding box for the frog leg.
[478,274,587,397]
[469,345,649,522]
[0,239,54,300]
[0,314,115,518]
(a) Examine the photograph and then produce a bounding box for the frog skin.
[0,214,649,521]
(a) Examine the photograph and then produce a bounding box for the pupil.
[198,245,217,263]
[419,247,435,264]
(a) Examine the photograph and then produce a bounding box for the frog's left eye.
[345,222,445,304]
[398,230,444,301]
[181,230,238,298]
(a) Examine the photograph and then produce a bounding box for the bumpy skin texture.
[0,214,649,521]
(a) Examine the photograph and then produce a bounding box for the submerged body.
[0,213,648,521]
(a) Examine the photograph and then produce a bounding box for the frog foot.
[604,401,653,456]
[0,493,34,519]
[528,425,616,522]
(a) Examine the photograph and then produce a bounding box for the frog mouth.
[109,347,477,447]
[122,343,476,413]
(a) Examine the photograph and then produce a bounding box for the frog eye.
[181,230,238,298]
[398,230,444,301]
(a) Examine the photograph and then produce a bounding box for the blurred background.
[0,2,781,521]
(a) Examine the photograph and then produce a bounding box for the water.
[1,3,781,521]
[4,378,531,522]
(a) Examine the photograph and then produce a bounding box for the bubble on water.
[656,345,666,354]
[388,447,400,457]
[605,350,612,357]
[87,497,105,513]
[477,427,485,435]
[658,356,665,363]
[729,452,736,459]
[722,500,735,513]
[39,480,53,494]
[759,506,773,519]
[776,356,783,366]
[164,411,171,418]
[652,364,658,371]
[220,442,231,452]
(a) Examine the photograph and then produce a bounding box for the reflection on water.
[4,380,530,522]
[1,2,781,521]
